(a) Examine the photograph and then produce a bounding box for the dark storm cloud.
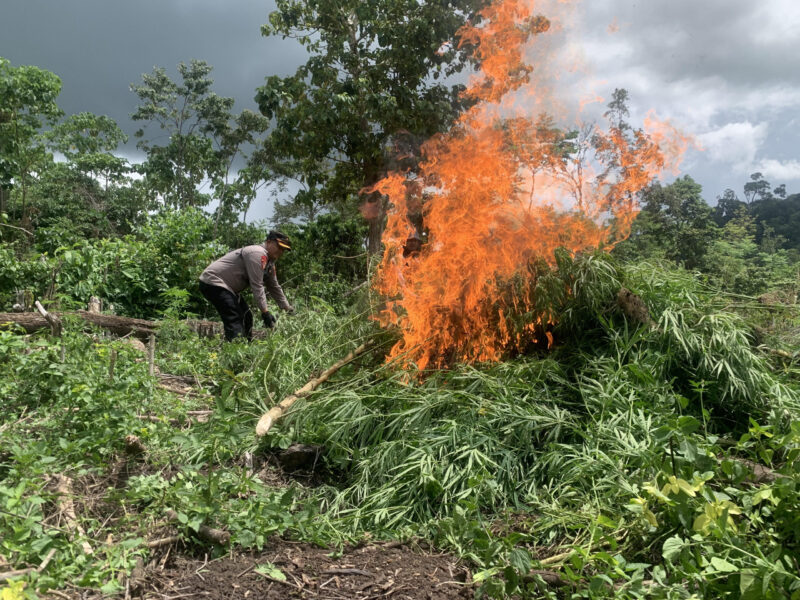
[1,0,306,152]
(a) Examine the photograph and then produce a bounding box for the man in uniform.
[199,230,294,341]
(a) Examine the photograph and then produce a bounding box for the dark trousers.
[199,281,253,341]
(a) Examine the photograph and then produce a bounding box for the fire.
[372,0,688,370]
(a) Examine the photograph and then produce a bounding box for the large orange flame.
[373,0,689,370]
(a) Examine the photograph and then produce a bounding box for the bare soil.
[36,388,475,600]
[53,538,473,600]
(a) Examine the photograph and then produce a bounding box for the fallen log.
[256,340,374,436]
[0,311,228,340]
[164,509,230,545]
[0,310,157,339]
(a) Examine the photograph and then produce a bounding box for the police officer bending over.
[199,230,294,341]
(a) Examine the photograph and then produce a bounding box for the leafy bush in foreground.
[1,255,798,599]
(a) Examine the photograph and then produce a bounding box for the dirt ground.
[52,538,474,600]
[33,393,476,600]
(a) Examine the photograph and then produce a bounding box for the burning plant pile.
[372,0,689,370]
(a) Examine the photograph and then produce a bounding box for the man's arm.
[241,247,270,314]
[264,264,294,312]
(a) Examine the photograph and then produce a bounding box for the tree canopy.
[255,0,489,250]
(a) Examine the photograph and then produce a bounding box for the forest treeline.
[1,44,798,318]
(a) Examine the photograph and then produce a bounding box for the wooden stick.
[0,548,56,582]
[146,535,181,549]
[109,349,118,381]
[538,550,573,566]
[147,334,156,376]
[35,300,62,336]
[759,346,796,361]
[256,340,374,436]
[52,475,93,555]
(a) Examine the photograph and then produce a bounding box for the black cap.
[266,230,292,251]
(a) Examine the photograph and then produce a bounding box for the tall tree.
[618,176,717,269]
[255,0,488,252]
[712,189,745,227]
[743,172,772,203]
[203,107,269,235]
[131,61,219,210]
[46,112,129,189]
[131,61,268,223]
[0,57,62,229]
[750,192,800,251]
[36,112,150,239]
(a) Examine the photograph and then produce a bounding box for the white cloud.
[751,0,800,44]
[755,159,800,182]
[697,121,769,168]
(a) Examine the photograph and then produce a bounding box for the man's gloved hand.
[261,311,277,329]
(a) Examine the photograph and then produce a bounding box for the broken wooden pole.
[35,300,62,336]
[108,349,118,381]
[256,341,374,436]
[147,334,156,376]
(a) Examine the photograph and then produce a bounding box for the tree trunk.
[362,166,386,255]
[367,212,384,255]
[0,310,158,338]
[0,311,259,340]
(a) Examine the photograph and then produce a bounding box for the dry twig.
[256,340,374,436]
[0,548,56,582]
[52,474,93,555]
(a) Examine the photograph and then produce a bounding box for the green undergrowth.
[1,254,799,599]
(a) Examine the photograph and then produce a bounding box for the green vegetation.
[2,6,800,597]
[2,251,799,598]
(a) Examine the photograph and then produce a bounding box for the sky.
[2,0,799,221]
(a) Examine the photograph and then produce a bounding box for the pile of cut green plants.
[1,254,799,600]
[266,253,800,599]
